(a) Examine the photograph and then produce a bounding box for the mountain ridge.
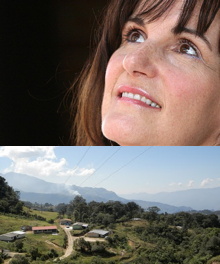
[121,187,220,211]
[2,172,217,212]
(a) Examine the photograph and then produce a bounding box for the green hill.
[0,176,220,264]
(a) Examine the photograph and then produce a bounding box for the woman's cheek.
[105,50,126,83]
[165,64,203,100]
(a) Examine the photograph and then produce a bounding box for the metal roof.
[88,229,109,236]
[32,226,57,231]
[11,231,25,235]
[73,222,88,226]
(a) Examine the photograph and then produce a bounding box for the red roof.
[32,226,57,231]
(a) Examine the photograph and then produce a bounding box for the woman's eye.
[124,29,145,43]
[178,40,199,57]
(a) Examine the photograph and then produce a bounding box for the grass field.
[0,213,65,256]
[23,207,59,221]
[2,212,220,264]
[0,215,148,263]
[0,214,49,234]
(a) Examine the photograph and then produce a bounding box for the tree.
[144,206,161,223]
[206,236,220,256]
[56,203,67,217]
[148,206,161,214]
[0,176,23,214]
[0,249,8,262]
[29,247,40,261]
[91,242,106,254]
[15,240,24,252]
[68,196,88,222]
[9,255,29,264]
[74,238,91,253]
[202,214,220,228]
[125,202,143,219]
[96,212,115,226]
[90,256,106,264]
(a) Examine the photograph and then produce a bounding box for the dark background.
[1,0,108,145]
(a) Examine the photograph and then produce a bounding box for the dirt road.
[59,226,76,260]
[58,226,106,260]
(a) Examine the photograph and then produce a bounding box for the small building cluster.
[0,225,59,242]
[59,219,89,230]
[0,218,110,243]
[60,219,110,238]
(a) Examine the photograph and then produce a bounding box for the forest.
[1,175,220,264]
[22,196,220,263]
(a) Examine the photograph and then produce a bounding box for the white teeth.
[134,94,141,100]
[146,99,152,105]
[122,92,161,109]
[151,102,157,108]
[128,93,133,99]
[141,96,146,103]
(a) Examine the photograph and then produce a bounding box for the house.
[60,219,73,226]
[32,226,58,234]
[0,231,25,242]
[86,229,109,238]
[21,225,32,231]
[0,233,18,242]
[72,222,89,230]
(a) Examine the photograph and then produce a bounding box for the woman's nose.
[122,44,158,78]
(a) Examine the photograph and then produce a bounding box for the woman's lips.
[117,86,161,109]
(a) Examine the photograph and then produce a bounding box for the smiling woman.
[71,0,220,146]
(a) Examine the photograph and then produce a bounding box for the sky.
[0,146,219,195]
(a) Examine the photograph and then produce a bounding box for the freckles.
[105,52,125,88]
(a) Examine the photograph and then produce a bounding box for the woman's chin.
[101,115,147,146]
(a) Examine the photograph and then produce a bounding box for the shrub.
[9,254,29,264]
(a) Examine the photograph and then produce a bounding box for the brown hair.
[71,0,220,146]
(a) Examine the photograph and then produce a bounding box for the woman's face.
[101,0,220,146]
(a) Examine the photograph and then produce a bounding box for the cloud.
[58,168,95,178]
[0,146,56,161]
[187,180,194,188]
[169,182,183,187]
[76,168,95,176]
[200,178,214,187]
[0,146,95,182]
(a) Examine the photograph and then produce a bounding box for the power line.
[93,147,153,187]
[79,146,122,187]
[64,146,91,184]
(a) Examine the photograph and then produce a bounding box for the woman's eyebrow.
[173,27,212,51]
[126,16,145,27]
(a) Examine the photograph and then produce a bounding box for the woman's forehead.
[127,0,219,34]
[130,0,182,23]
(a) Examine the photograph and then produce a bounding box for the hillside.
[0,178,220,264]
[1,211,220,264]
[3,172,192,213]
